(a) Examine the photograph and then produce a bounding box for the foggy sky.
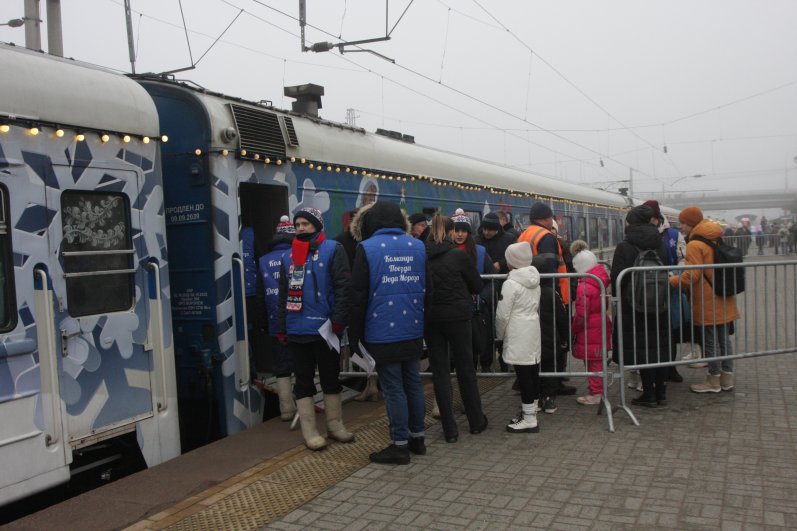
[2,0,795,206]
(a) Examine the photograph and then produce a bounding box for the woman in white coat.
[495,242,542,433]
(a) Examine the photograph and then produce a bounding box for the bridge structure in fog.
[646,189,797,214]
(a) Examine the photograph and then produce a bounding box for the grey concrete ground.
[266,353,797,530]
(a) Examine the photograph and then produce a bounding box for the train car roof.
[140,78,629,209]
[0,43,159,136]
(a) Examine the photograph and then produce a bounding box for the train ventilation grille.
[283,117,299,147]
[229,104,286,158]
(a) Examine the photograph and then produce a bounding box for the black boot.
[408,437,426,455]
[667,366,683,383]
[656,387,668,407]
[631,393,659,408]
[369,444,410,465]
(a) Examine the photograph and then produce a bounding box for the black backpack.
[631,247,669,315]
[691,235,745,296]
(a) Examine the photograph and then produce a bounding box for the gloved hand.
[332,323,346,335]
[276,332,287,345]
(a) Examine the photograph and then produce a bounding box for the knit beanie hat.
[408,213,428,226]
[505,242,533,270]
[572,249,598,273]
[626,204,654,225]
[481,212,502,231]
[275,215,296,234]
[528,202,553,220]
[294,207,323,232]
[642,199,662,221]
[679,206,703,227]
[451,208,472,233]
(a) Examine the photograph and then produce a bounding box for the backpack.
[631,247,669,315]
[691,235,745,296]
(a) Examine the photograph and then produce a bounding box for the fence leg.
[616,371,640,426]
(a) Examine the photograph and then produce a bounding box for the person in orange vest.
[518,202,575,397]
[518,203,570,305]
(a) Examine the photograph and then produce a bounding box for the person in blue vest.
[256,216,296,421]
[348,201,429,465]
[276,207,353,450]
[451,208,497,372]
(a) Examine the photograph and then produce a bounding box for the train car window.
[598,217,609,248]
[464,210,481,231]
[61,191,134,317]
[0,186,16,331]
[576,216,587,242]
[560,216,574,243]
[588,217,599,248]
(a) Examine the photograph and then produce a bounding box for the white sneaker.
[626,371,642,392]
[576,394,602,405]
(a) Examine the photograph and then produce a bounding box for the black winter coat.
[425,238,483,322]
[610,223,672,365]
[476,230,517,274]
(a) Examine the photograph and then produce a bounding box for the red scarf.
[291,231,325,266]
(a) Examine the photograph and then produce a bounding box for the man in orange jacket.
[518,202,575,397]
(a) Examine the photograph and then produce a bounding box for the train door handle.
[34,267,61,447]
[146,261,168,412]
[231,256,251,390]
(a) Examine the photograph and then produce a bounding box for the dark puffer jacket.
[476,228,517,274]
[425,238,483,323]
[610,223,672,365]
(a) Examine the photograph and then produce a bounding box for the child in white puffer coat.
[495,242,542,433]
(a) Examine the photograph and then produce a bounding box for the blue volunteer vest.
[282,237,338,336]
[663,227,679,266]
[241,226,257,297]
[362,228,426,343]
[259,243,290,336]
[476,244,487,274]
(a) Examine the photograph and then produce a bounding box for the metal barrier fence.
[339,259,797,433]
[614,259,797,427]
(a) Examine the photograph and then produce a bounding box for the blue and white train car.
[0,44,179,504]
[135,78,631,451]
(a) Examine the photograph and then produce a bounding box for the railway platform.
[6,351,797,530]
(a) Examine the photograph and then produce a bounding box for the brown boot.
[690,373,721,393]
[720,371,734,391]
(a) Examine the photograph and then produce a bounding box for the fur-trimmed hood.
[349,201,411,242]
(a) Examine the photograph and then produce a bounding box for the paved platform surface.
[265,353,797,530]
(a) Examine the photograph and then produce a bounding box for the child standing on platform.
[495,242,542,433]
[571,248,612,405]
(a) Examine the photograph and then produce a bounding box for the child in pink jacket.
[571,249,612,405]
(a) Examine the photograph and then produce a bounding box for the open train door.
[237,182,289,415]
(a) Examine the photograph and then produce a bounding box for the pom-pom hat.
[276,215,296,234]
[451,208,472,233]
[294,207,324,232]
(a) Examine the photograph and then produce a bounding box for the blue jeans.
[702,324,733,376]
[377,358,426,445]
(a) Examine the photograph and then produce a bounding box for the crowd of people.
[244,197,747,465]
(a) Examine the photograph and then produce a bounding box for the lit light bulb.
[253,153,260,160]
[100,134,110,143]
[276,159,283,165]
[29,127,39,136]
[161,135,169,143]
[195,149,202,156]
[353,170,359,175]
[308,163,314,169]
[326,165,331,171]
[222,149,229,156]
[290,156,296,163]
[335,167,340,173]
[241,149,247,156]
[300,158,306,164]
[345,167,350,173]
[55,129,65,138]
[265,158,270,164]
[142,136,150,144]
[76,133,85,142]
[123,135,131,143]
[0,124,9,133]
